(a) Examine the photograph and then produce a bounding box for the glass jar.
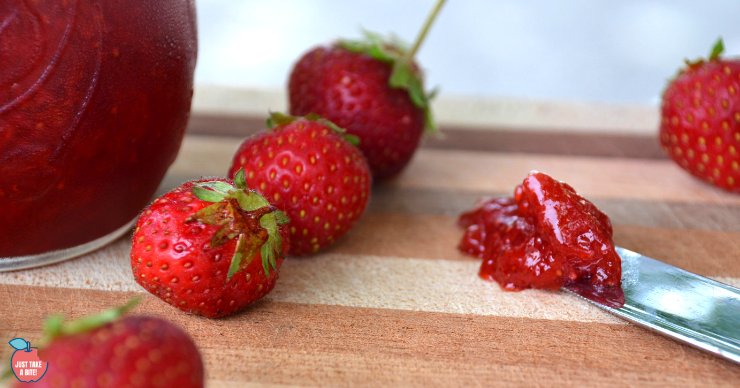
[0,1,197,270]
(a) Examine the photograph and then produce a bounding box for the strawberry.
[228,113,371,255]
[288,0,446,180]
[660,38,740,192]
[131,173,289,318]
[9,299,203,387]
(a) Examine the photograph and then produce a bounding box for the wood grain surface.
[2,103,739,386]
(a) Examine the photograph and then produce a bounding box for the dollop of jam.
[458,172,624,307]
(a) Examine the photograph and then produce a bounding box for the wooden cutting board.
[2,98,739,386]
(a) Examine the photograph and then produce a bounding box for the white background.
[195,0,740,104]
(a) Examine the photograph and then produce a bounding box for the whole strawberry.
[131,173,289,318]
[228,113,371,255]
[660,38,740,192]
[288,0,446,180]
[11,299,203,387]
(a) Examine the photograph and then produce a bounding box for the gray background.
[195,0,740,104]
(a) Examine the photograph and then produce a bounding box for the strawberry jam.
[0,1,197,258]
[458,172,624,307]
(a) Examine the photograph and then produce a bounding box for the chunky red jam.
[458,172,624,307]
[0,2,196,256]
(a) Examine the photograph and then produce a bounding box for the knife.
[567,247,740,364]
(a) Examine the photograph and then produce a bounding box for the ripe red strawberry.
[288,0,446,180]
[660,38,740,192]
[228,113,371,255]
[131,174,289,318]
[11,299,203,387]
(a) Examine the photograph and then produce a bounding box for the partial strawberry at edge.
[131,174,289,318]
[11,300,204,387]
[288,32,435,180]
[660,38,740,193]
[228,113,371,255]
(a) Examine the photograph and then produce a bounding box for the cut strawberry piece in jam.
[458,172,624,308]
[458,197,519,258]
[480,219,565,291]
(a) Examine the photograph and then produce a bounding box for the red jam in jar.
[0,1,197,265]
[458,172,624,307]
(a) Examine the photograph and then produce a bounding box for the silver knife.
[567,247,740,363]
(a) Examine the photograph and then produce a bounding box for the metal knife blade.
[568,247,740,363]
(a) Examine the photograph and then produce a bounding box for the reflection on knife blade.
[567,247,740,364]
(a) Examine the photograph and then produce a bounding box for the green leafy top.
[266,112,360,146]
[43,298,141,342]
[191,170,289,279]
[1,298,143,380]
[685,37,725,70]
[336,0,445,133]
[339,31,437,133]
[1,297,141,381]
[709,38,725,61]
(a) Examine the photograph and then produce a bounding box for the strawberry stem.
[43,298,140,342]
[709,37,724,61]
[406,0,447,61]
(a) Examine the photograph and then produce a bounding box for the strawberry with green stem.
[131,171,289,318]
[4,299,204,387]
[289,0,446,180]
[228,112,371,255]
[660,38,740,192]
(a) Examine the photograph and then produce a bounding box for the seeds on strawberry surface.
[660,38,740,193]
[228,113,371,255]
[131,173,289,318]
[7,299,203,387]
[288,1,446,180]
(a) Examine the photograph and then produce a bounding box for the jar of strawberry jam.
[0,1,197,269]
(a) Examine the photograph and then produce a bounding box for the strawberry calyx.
[0,298,140,381]
[43,298,140,342]
[709,38,725,61]
[684,37,725,70]
[191,170,289,279]
[338,32,437,133]
[338,0,446,133]
[266,111,360,146]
